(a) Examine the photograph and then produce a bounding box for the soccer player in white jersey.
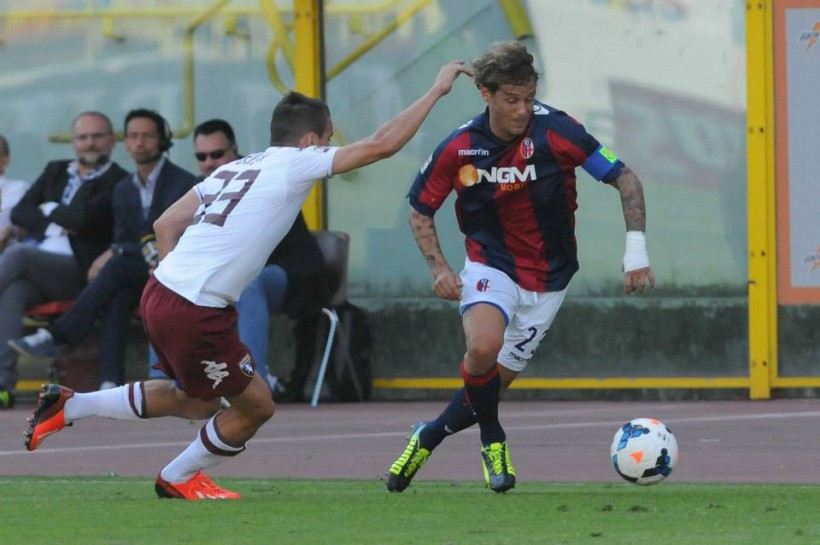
[22,59,471,500]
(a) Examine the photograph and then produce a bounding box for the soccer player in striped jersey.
[23,59,471,500]
[387,41,654,493]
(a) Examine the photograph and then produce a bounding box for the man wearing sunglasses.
[193,119,239,179]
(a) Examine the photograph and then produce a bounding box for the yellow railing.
[374,377,751,391]
[0,0,427,143]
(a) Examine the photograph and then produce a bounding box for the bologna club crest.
[476,278,491,292]
[520,137,534,159]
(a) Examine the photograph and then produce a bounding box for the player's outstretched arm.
[610,167,655,294]
[409,208,462,301]
[153,189,200,260]
[332,60,472,176]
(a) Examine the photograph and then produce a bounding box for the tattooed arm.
[610,167,655,294]
[409,208,462,300]
[611,167,646,232]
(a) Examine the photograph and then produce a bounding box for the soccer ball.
[610,417,678,486]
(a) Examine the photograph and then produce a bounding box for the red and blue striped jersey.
[408,101,625,292]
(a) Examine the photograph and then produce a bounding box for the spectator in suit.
[0,134,29,252]
[9,109,197,389]
[0,112,127,408]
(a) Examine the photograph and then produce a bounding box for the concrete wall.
[375,299,820,400]
[16,298,818,401]
[251,297,820,401]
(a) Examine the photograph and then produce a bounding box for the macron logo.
[458,148,490,157]
[202,360,230,389]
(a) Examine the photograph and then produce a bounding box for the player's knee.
[244,395,275,426]
[466,336,503,365]
[257,397,275,423]
[186,399,221,419]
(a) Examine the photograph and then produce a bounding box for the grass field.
[2,477,818,545]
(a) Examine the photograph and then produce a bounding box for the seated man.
[0,112,127,408]
[191,118,239,179]
[9,109,196,389]
[0,134,29,252]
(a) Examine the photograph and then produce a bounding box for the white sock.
[63,382,146,423]
[160,414,245,483]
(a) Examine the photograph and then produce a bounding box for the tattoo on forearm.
[615,169,647,232]
[410,211,447,271]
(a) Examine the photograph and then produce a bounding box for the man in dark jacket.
[9,109,197,389]
[0,112,127,408]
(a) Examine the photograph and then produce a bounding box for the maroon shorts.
[140,276,255,401]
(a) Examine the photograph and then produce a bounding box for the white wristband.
[623,231,649,272]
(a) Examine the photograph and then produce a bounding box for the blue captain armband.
[582,145,623,181]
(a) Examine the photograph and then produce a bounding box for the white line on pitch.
[2,410,819,458]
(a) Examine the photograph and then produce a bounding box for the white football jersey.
[154,145,338,307]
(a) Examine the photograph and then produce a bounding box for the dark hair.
[194,119,236,146]
[71,111,115,135]
[473,41,539,93]
[269,92,330,146]
[124,108,173,152]
[0,134,8,158]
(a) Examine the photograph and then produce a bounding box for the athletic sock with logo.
[160,413,245,483]
[461,362,505,446]
[63,382,146,422]
[419,387,476,450]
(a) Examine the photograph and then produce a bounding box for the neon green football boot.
[481,441,516,493]
[386,421,430,492]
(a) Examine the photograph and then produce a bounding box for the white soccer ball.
[610,417,678,486]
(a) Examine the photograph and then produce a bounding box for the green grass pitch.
[2,477,818,544]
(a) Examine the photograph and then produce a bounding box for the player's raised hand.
[624,266,654,295]
[432,60,473,97]
[433,270,463,301]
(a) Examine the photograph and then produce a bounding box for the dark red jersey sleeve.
[407,138,459,217]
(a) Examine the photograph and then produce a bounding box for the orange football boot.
[25,384,74,451]
[155,471,242,500]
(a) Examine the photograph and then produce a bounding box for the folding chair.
[309,230,362,407]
